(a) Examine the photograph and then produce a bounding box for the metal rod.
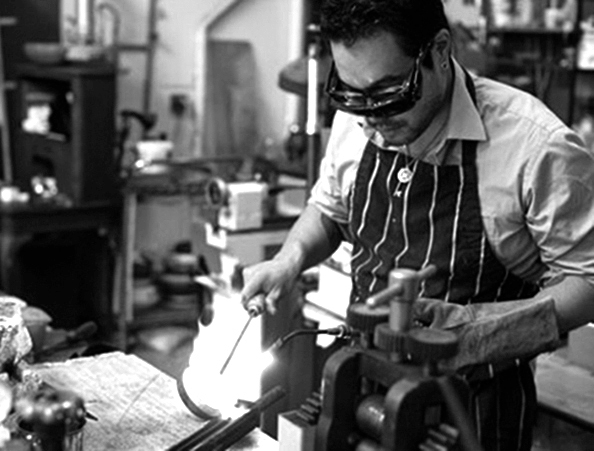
[219,315,253,375]
[305,24,321,197]
[166,418,230,451]
[0,23,13,183]
[142,0,158,116]
[194,386,286,451]
[367,264,437,308]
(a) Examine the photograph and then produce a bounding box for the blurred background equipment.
[277,23,333,195]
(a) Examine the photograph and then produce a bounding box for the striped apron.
[347,74,539,451]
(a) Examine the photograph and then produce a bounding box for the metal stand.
[305,24,322,196]
[0,17,13,183]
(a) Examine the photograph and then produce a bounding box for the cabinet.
[0,0,61,178]
[14,63,117,203]
[4,63,119,337]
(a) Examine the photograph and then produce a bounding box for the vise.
[287,266,478,451]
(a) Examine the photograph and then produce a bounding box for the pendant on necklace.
[397,167,414,184]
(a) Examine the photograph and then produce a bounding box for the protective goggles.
[325,42,432,117]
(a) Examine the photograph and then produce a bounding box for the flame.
[181,292,275,418]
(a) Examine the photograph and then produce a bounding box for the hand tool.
[36,321,98,359]
[219,295,264,375]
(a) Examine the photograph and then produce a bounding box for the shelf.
[130,303,200,331]
[22,131,68,142]
[16,62,117,80]
[15,63,117,204]
[489,26,575,36]
[19,131,71,152]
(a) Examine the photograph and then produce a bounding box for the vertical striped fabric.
[349,139,535,305]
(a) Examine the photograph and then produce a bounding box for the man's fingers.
[245,294,266,316]
[413,298,436,319]
[265,295,278,315]
[200,303,214,326]
[240,276,259,307]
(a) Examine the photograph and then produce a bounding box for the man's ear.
[432,28,452,62]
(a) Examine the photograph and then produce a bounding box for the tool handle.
[367,265,438,308]
[246,294,265,317]
[416,264,438,281]
[66,321,98,342]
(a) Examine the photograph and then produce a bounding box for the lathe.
[280,266,480,451]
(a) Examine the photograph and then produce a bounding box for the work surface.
[33,352,277,451]
[535,349,594,432]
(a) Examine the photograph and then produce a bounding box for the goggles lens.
[325,43,431,117]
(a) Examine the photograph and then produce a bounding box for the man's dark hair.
[320,0,450,59]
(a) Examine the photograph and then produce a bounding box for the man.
[241,0,594,449]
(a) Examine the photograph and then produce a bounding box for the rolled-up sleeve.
[525,127,594,288]
[309,112,367,224]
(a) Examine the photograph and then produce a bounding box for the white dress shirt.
[310,59,594,288]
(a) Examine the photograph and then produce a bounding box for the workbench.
[32,351,277,450]
[535,348,594,432]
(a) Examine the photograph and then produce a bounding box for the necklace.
[394,145,433,197]
[394,150,415,197]
[397,164,414,184]
[395,165,414,197]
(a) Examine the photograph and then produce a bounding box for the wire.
[267,324,354,355]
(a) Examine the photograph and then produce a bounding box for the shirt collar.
[446,60,487,142]
[358,59,487,164]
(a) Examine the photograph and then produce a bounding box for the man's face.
[330,31,450,146]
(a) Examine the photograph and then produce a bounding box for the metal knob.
[366,265,437,333]
[406,328,459,363]
[346,302,390,334]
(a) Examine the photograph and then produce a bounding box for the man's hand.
[412,297,560,371]
[413,298,474,329]
[240,257,302,315]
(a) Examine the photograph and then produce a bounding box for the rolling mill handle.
[366,265,437,308]
[366,265,437,333]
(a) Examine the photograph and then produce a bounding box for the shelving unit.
[14,63,117,203]
[115,172,214,349]
[4,62,120,336]
[482,0,594,128]
[485,26,577,124]
[0,0,61,180]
